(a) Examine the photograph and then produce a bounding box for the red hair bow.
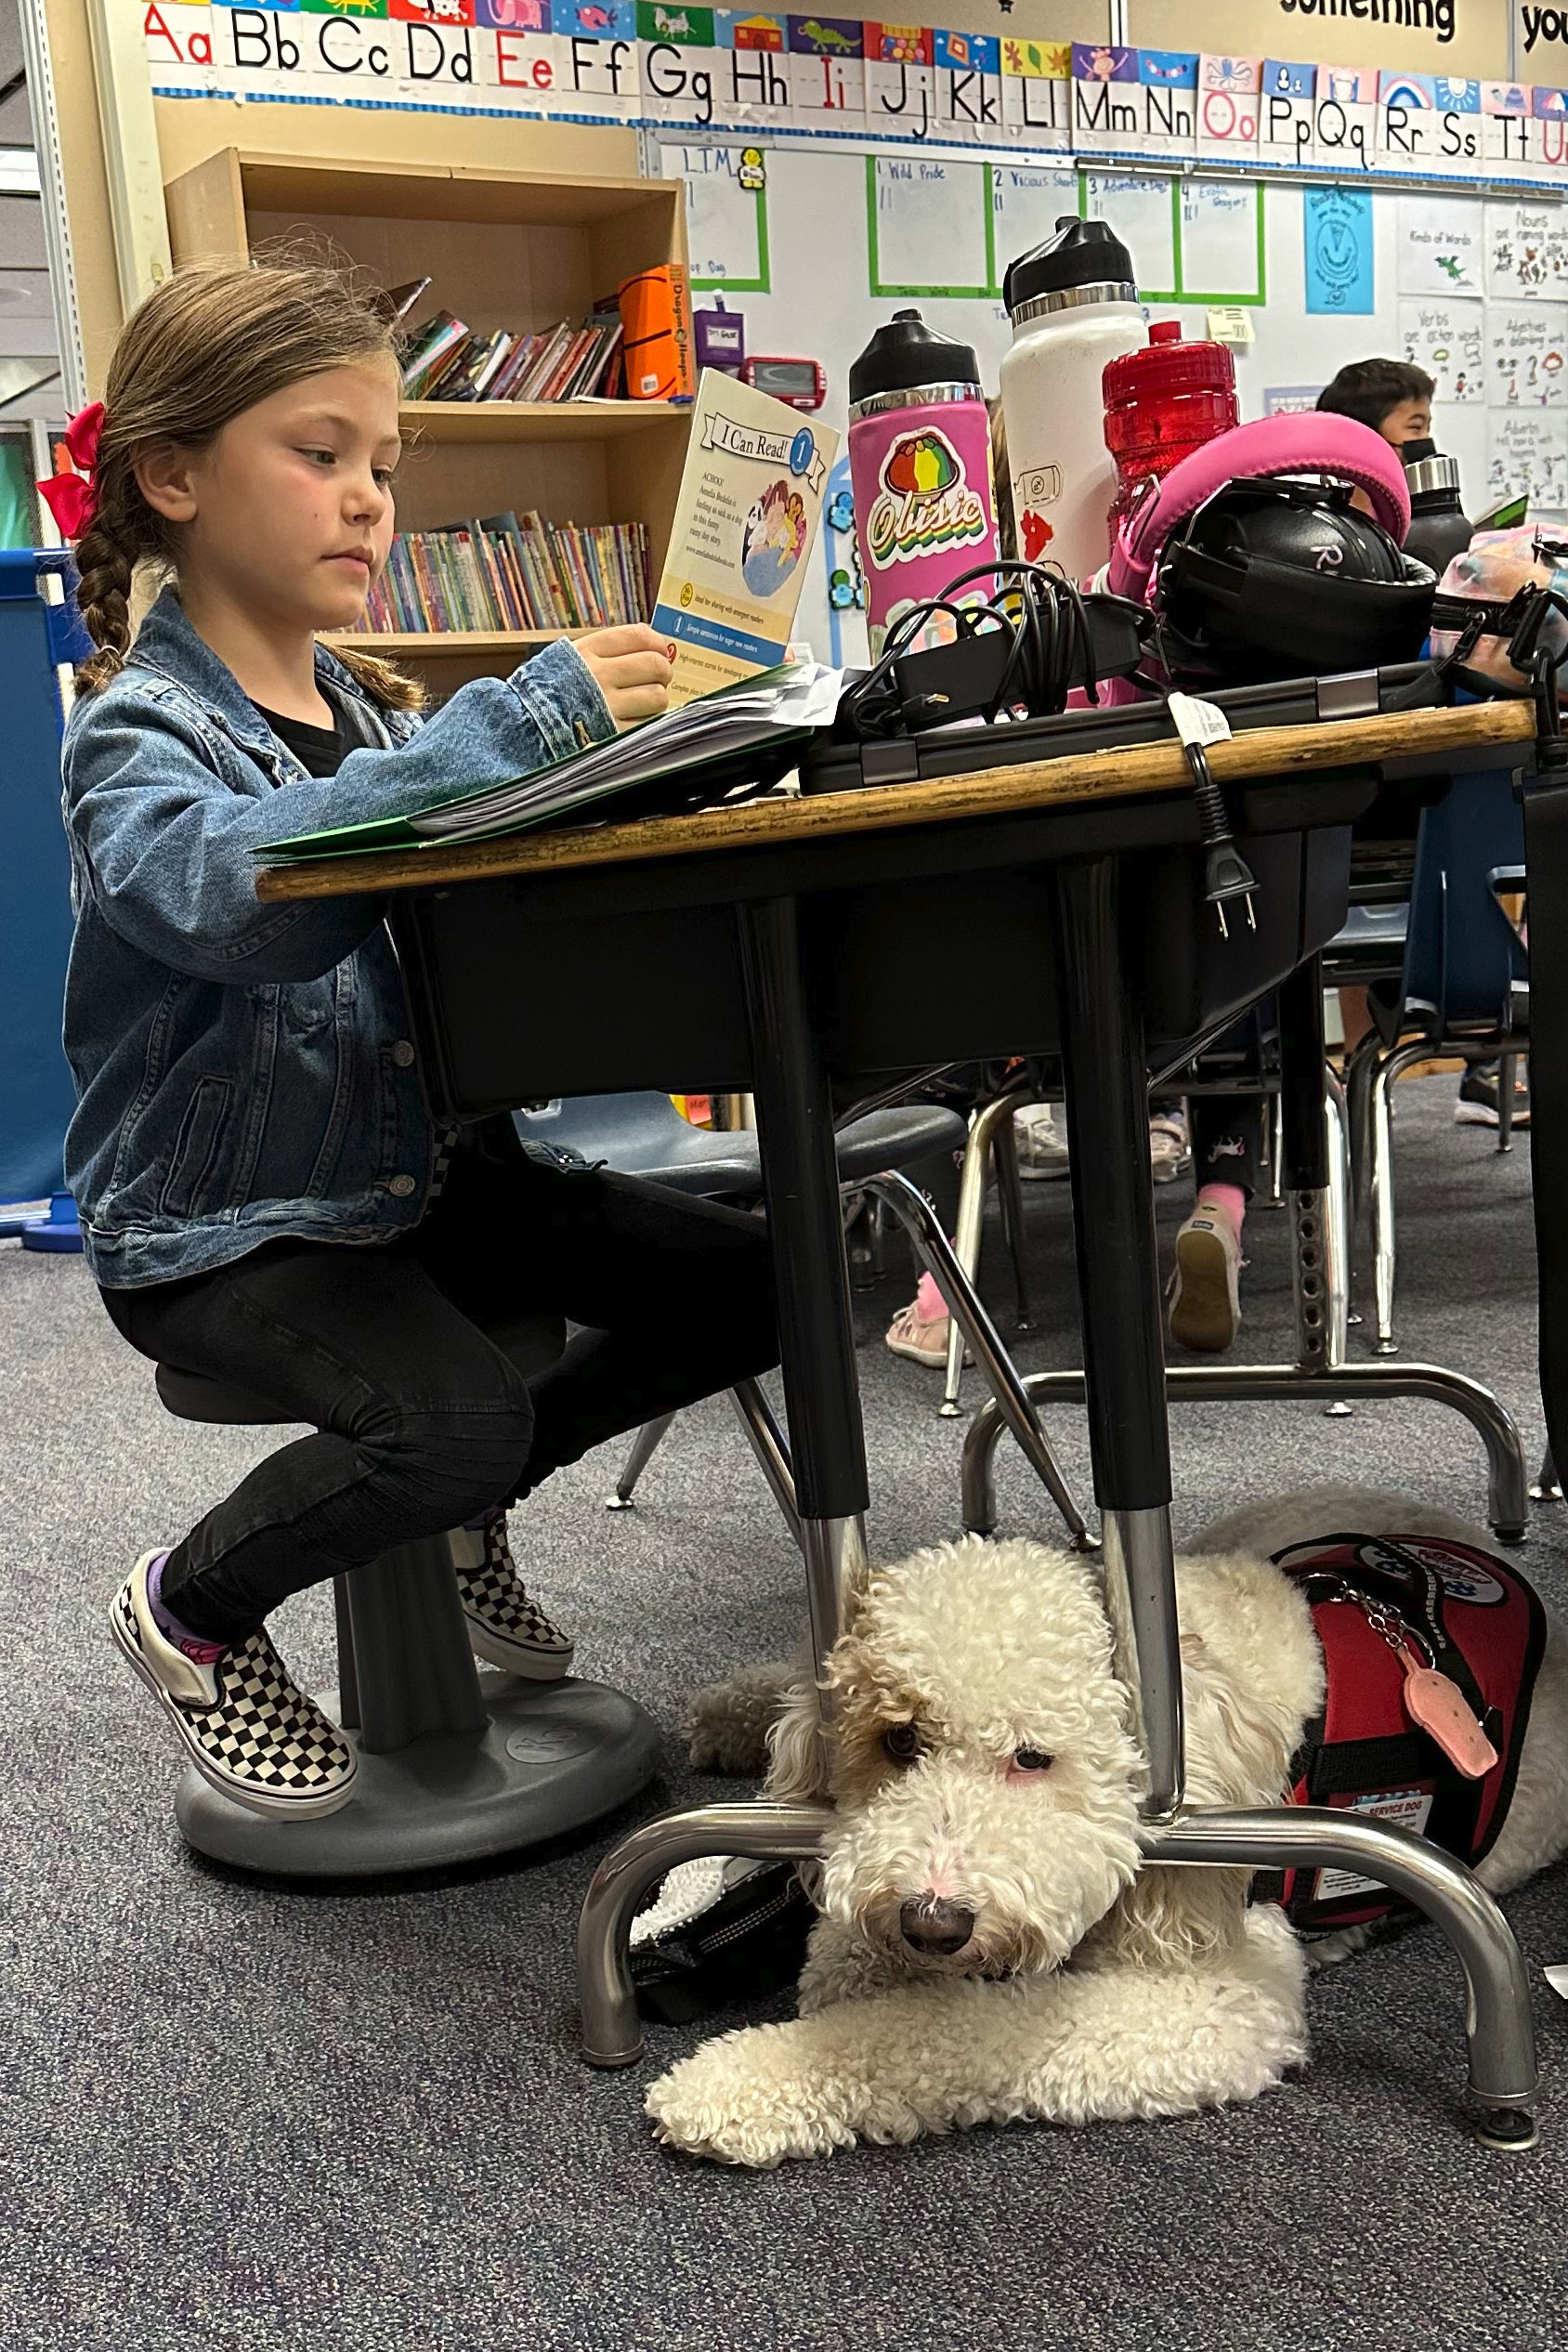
[37,399,105,541]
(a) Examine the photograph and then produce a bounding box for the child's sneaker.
[1013,1102,1071,1181]
[884,1272,951,1367]
[1169,1210,1243,1353]
[1455,1065,1530,1129]
[110,1549,356,1819]
[449,1513,573,1680]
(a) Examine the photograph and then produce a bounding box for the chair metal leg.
[727,1378,803,1550]
[868,1169,1091,1548]
[604,1411,678,1509]
[1344,1027,1381,1230]
[992,1110,1034,1332]
[1369,1039,1432,1355]
[939,1093,1027,1419]
[1295,1070,1352,1392]
[1261,1091,1286,1209]
[962,1360,1529,1544]
[1498,1050,1517,1154]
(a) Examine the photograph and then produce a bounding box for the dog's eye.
[882,1722,922,1764]
[1012,1747,1054,1773]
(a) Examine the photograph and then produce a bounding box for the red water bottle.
[1103,321,1239,541]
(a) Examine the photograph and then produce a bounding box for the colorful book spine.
[346,521,652,635]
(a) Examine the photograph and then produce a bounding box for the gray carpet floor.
[4,1077,1567,2351]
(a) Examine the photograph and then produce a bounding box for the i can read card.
[652,368,839,704]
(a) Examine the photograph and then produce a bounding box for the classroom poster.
[1399,297,1484,402]
[1487,301,1568,403]
[1487,406,1568,512]
[1304,187,1375,315]
[1396,196,1485,297]
[652,367,838,703]
[1485,201,1568,297]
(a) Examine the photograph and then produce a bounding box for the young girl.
[60,255,777,1821]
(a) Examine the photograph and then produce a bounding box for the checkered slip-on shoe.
[110,1549,356,1820]
[448,1515,574,1681]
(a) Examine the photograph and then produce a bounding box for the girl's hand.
[577,623,676,729]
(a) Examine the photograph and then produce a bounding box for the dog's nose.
[899,1896,975,1955]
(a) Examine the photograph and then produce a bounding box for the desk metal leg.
[1143,1809,1535,2139]
[963,1363,1527,1544]
[1050,856,1183,1821]
[579,1803,834,2067]
[576,895,869,2064]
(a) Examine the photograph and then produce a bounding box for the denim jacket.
[61,588,615,1287]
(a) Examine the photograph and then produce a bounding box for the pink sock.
[1196,1183,1247,1235]
[915,1270,947,1319]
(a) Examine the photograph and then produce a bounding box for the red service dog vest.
[1262,1533,1546,1934]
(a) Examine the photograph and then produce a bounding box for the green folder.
[255,661,823,865]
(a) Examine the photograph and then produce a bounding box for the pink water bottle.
[847,309,1000,656]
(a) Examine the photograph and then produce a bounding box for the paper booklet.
[256,660,843,862]
[652,369,839,708]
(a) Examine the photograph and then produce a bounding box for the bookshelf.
[163,150,693,697]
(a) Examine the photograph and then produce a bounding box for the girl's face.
[137,357,401,635]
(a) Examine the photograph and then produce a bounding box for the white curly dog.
[645,1485,1568,2167]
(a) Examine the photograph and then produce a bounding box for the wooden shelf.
[165,150,692,695]
[399,400,689,444]
[326,630,586,656]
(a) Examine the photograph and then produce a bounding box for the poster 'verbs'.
[652,368,839,702]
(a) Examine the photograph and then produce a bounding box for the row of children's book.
[400,309,625,405]
[351,513,652,636]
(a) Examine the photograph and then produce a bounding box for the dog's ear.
[763,1674,833,1803]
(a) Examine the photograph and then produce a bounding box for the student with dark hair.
[1315,359,1433,448]
[1318,358,1522,1129]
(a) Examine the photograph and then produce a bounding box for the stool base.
[175,1672,660,1878]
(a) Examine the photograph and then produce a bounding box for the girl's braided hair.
[73,250,422,710]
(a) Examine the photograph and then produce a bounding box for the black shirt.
[253,693,352,778]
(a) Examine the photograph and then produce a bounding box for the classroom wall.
[1132,0,1511,81]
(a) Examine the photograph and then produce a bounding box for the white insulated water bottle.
[999,216,1144,584]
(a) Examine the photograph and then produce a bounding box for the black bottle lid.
[848,308,984,410]
[1003,216,1137,318]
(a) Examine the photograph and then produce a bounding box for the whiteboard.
[660,135,1562,658]
[869,156,992,298]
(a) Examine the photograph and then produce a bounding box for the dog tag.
[1400,1655,1499,1779]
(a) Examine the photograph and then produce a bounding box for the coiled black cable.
[838,560,1104,739]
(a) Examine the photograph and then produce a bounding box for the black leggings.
[102,1130,777,1643]
[1188,1096,1265,1196]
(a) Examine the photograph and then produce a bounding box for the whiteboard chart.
[1084,172,1177,300]
[670,146,772,293]
[990,163,1082,287]
[1179,180,1266,304]
[868,156,992,299]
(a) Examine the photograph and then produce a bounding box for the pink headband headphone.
[1106,412,1413,604]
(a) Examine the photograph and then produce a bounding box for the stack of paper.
[258,662,843,863]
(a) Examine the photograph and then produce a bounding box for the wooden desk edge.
[255,699,1536,904]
